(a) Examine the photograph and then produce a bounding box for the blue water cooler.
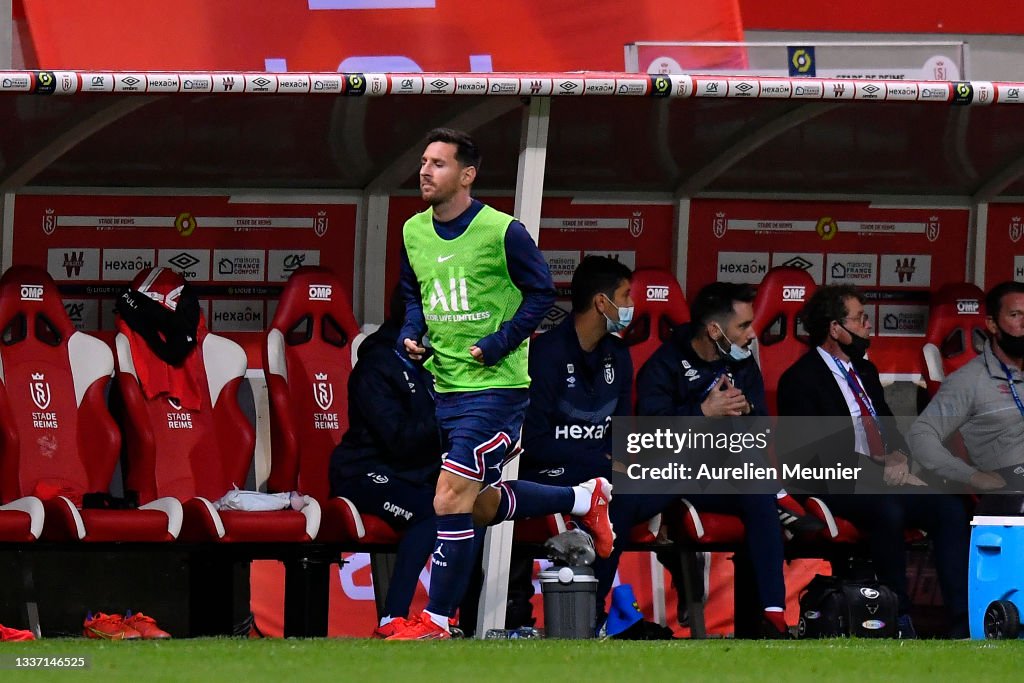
[969,516,1024,639]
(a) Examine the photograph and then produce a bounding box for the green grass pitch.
[1,638,1021,682]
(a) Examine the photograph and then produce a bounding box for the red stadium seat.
[752,266,816,415]
[622,269,690,393]
[921,283,987,397]
[116,268,317,542]
[0,266,180,542]
[263,266,395,544]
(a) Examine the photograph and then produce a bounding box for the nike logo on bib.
[437,254,456,263]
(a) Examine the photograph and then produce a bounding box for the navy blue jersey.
[521,317,633,481]
[397,199,555,365]
[635,322,767,417]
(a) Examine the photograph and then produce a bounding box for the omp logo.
[646,285,670,302]
[168,252,200,271]
[782,286,806,302]
[308,284,332,301]
[63,251,85,277]
[20,285,43,301]
[956,299,980,314]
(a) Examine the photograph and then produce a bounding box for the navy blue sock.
[425,513,476,618]
[382,515,435,619]
[490,480,575,525]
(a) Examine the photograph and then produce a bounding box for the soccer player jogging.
[386,128,614,640]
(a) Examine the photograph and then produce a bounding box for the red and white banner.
[688,199,970,375]
[11,193,357,337]
[983,204,1024,289]
[19,0,742,73]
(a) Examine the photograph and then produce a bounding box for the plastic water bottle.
[484,627,542,639]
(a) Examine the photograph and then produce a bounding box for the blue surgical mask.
[602,295,634,334]
[713,323,751,361]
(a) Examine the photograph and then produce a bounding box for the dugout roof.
[1,72,1024,199]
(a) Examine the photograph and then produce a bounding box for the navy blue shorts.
[435,388,528,487]
[332,470,436,532]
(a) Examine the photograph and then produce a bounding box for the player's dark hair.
[426,128,482,171]
[802,284,865,346]
[985,281,1024,318]
[689,282,755,330]
[571,256,633,313]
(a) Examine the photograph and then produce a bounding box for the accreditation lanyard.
[995,356,1024,418]
[829,354,886,444]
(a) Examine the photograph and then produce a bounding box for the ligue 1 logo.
[712,212,727,239]
[313,373,334,411]
[30,372,51,411]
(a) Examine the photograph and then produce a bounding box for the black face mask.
[837,323,871,361]
[995,325,1024,359]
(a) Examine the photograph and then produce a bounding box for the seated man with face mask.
[636,281,819,638]
[777,284,970,639]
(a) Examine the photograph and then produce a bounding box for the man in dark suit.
[776,284,969,639]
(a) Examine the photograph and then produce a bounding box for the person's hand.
[902,473,928,487]
[882,450,910,486]
[469,346,484,363]
[403,338,426,361]
[970,470,1007,491]
[701,375,750,417]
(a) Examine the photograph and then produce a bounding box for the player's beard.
[422,185,454,207]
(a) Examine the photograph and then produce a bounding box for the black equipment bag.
[797,574,898,638]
